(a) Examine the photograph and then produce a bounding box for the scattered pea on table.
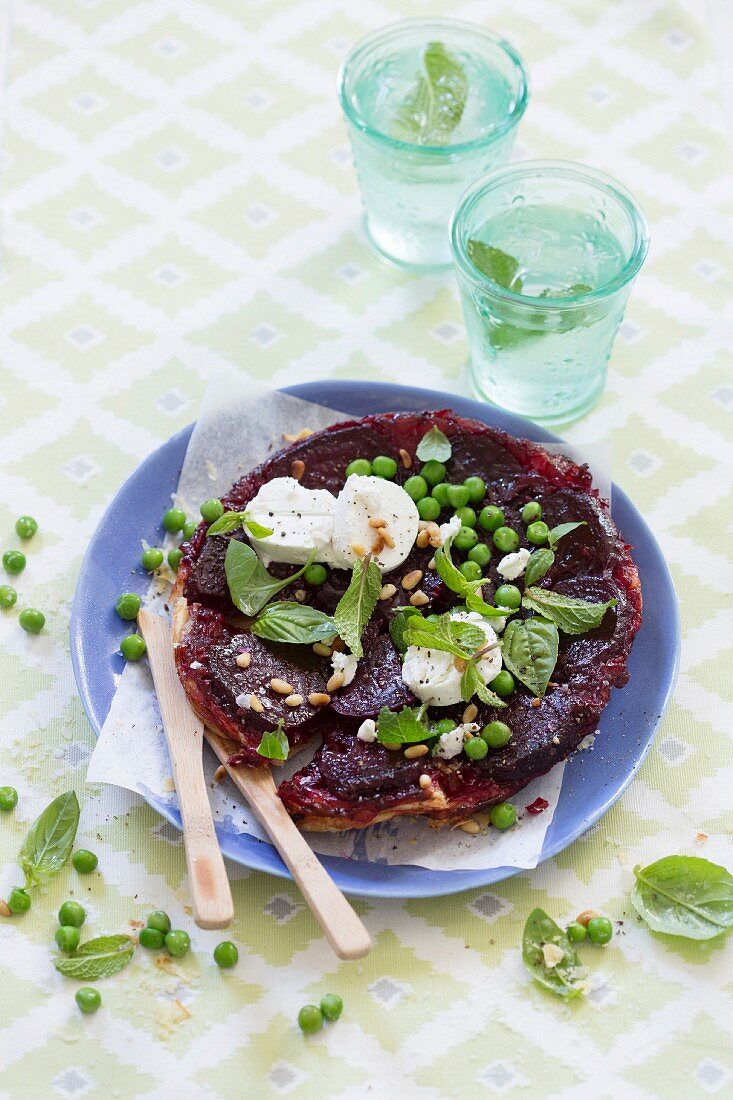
[0,585,18,609]
[120,634,146,661]
[3,550,26,575]
[139,927,165,950]
[489,802,516,830]
[8,887,31,914]
[72,849,98,874]
[19,609,44,635]
[0,785,18,811]
[587,916,613,945]
[167,548,182,572]
[115,592,141,621]
[297,1004,323,1034]
[55,926,81,953]
[162,508,186,533]
[58,901,86,928]
[141,548,164,572]
[320,994,343,1022]
[15,516,38,539]
[165,929,191,957]
[213,941,239,969]
[146,910,171,934]
[75,988,101,1015]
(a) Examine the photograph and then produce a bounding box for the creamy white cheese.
[433,725,465,760]
[245,477,336,565]
[235,692,253,710]
[356,718,377,743]
[438,514,461,545]
[496,547,531,580]
[401,611,502,707]
[331,650,358,687]
[331,475,419,572]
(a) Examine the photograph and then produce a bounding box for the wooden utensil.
[138,610,234,930]
[205,730,372,960]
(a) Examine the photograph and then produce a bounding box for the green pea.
[489,802,516,830]
[55,926,81,953]
[587,916,613,945]
[430,482,450,507]
[465,737,488,761]
[492,527,519,553]
[478,505,505,533]
[320,994,343,1022]
[345,458,372,478]
[141,548,164,571]
[483,721,512,748]
[19,609,44,634]
[162,508,186,533]
[120,634,146,661]
[115,592,141,621]
[75,987,101,1015]
[165,929,191,957]
[139,927,165,950]
[527,521,550,546]
[58,901,85,928]
[213,941,239,969]
[8,887,31,914]
[454,526,479,552]
[468,543,491,567]
[72,849,98,874]
[494,584,522,609]
[420,460,446,487]
[447,485,471,509]
[372,455,397,479]
[489,671,515,697]
[521,501,542,524]
[0,585,18,609]
[0,786,18,811]
[147,910,171,934]
[15,516,38,540]
[182,520,198,541]
[167,548,182,572]
[200,499,224,523]
[459,560,482,583]
[454,506,477,528]
[463,476,486,503]
[566,921,587,944]
[297,1004,323,1034]
[3,551,26,575]
[304,563,328,586]
[417,496,441,522]
[404,475,428,502]
[434,718,456,735]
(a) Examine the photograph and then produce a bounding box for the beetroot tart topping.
[173,410,641,830]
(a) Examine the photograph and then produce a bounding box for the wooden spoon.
[138,610,234,930]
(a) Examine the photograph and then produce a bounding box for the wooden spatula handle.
[139,610,234,930]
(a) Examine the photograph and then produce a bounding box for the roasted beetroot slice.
[331,633,414,717]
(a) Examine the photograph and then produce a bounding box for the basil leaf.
[207,511,273,539]
[243,515,275,539]
[466,241,522,291]
[403,615,486,660]
[377,705,429,746]
[548,521,587,550]
[464,589,517,619]
[522,587,616,635]
[460,660,507,709]
[20,791,80,888]
[389,607,424,654]
[522,909,586,999]
[251,602,337,645]
[53,934,134,980]
[393,42,468,146]
[501,619,558,697]
[333,557,382,659]
[631,856,733,941]
[415,425,452,463]
[256,719,289,762]
[225,541,316,617]
[523,548,555,589]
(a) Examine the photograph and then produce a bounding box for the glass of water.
[338,19,529,270]
[450,161,649,422]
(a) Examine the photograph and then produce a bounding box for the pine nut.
[531,697,541,708]
[404,744,428,759]
[249,695,264,713]
[399,448,412,468]
[283,428,313,442]
[426,521,440,537]
[213,765,227,784]
[294,589,306,603]
[270,678,294,695]
[418,520,429,531]
[379,583,397,600]
[371,534,385,556]
[460,820,481,835]
[462,703,478,724]
[0,899,12,918]
[419,774,432,790]
[576,910,599,927]
[427,557,436,570]
[385,741,402,751]
[454,656,468,673]
[308,692,331,706]
[312,642,333,657]
[409,590,429,607]
[326,671,345,693]
[291,459,305,480]
[285,694,303,708]
[381,530,396,549]
[416,529,431,549]
[368,516,387,528]
[350,541,367,557]
[235,652,251,669]
[402,569,423,591]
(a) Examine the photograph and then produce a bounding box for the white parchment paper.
[87,373,610,871]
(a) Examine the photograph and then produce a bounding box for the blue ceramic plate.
[70,382,679,898]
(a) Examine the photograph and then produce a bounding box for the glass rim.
[337,18,530,156]
[449,159,650,307]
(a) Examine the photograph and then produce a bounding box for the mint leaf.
[207,511,273,539]
[53,935,134,981]
[333,556,382,659]
[548,521,587,550]
[631,856,733,941]
[540,283,593,298]
[466,241,522,291]
[393,42,468,146]
[459,660,507,709]
[522,909,586,999]
[522,587,615,634]
[403,614,486,659]
[376,705,430,746]
[389,606,424,654]
[415,426,452,463]
[225,541,316,617]
[256,719,289,762]
[434,539,472,597]
[523,548,555,589]
[251,602,337,645]
[20,791,79,889]
[501,618,558,697]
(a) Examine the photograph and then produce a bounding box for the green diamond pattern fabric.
[1,1,731,1097]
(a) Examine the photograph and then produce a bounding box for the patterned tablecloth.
[1,1,731,1097]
